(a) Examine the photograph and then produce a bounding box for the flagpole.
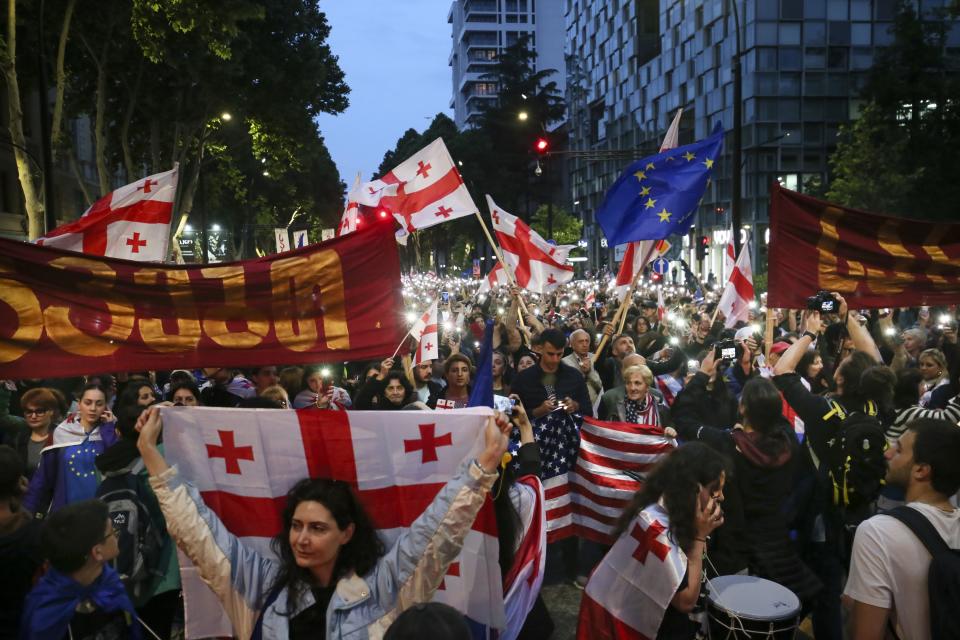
[165,162,182,263]
[594,241,658,359]
[473,210,529,330]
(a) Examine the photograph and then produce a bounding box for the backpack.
[96,460,167,606]
[887,506,960,640]
[819,400,887,512]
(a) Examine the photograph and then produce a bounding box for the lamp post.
[728,0,744,256]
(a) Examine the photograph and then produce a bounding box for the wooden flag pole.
[594,265,644,359]
[473,210,529,330]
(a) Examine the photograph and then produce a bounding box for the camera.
[715,339,737,361]
[806,291,839,313]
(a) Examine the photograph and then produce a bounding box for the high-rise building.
[565,0,959,277]
[448,0,565,129]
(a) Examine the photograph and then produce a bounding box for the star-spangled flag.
[508,411,581,541]
[487,195,574,295]
[577,503,687,640]
[160,406,505,638]
[613,239,670,301]
[37,166,178,261]
[362,138,478,243]
[596,123,724,246]
[569,418,675,546]
[413,300,439,365]
[655,375,683,407]
[501,475,546,640]
[717,239,755,328]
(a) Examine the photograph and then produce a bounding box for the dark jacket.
[511,362,594,418]
[353,378,414,411]
[596,386,671,425]
[598,347,686,392]
[691,423,821,604]
[671,371,739,437]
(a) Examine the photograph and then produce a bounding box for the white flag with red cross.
[160,406,505,638]
[724,237,736,283]
[577,503,686,639]
[477,261,510,295]
[486,195,574,294]
[613,239,670,301]
[412,300,439,365]
[360,138,478,242]
[37,166,177,261]
[337,173,363,237]
[717,239,755,328]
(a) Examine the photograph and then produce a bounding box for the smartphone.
[441,291,450,303]
[715,340,737,361]
[493,394,515,415]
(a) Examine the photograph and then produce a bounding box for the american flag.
[509,411,581,542]
[570,418,676,546]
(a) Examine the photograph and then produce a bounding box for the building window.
[805,0,827,19]
[779,47,802,70]
[805,46,827,68]
[829,21,851,45]
[805,21,827,44]
[782,0,804,19]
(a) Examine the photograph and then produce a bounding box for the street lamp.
[517,111,529,121]
[220,112,233,122]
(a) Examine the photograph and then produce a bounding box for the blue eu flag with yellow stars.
[595,122,724,245]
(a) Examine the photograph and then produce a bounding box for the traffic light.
[650,271,663,283]
[534,137,549,154]
[696,235,709,260]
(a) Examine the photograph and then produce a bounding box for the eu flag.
[595,122,724,245]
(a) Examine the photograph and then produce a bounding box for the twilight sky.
[316,1,454,186]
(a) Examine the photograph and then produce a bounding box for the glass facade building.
[449,0,565,129]
[564,0,960,277]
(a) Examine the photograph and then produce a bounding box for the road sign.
[652,257,670,275]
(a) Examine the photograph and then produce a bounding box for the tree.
[530,204,582,245]
[827,2,960,218]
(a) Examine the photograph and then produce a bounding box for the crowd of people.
[2,271,959,640]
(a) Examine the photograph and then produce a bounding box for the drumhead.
[706,575,801,621]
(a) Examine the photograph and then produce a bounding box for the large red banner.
[0,222,405,378]
[768,185,960,308]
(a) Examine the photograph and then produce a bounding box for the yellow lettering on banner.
[271,251,349,351]
[921,225,951,286]
[817,207,857,293]
[0,264,43,363]
[872,220,911,295]
[133,269,201,352]
[201,266,269,348]
[43,257,135,357]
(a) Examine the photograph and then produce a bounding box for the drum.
[706,575,801,639]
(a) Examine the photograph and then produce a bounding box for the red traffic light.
[534,137,549,154]
[700,235,710,247]
[650,272,663,283]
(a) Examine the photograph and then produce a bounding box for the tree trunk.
[93,40,110,197]
[119,61,143,180]
[0,0,44,238]
[150,118,161,172]
[68,146,93,206]
[50,0,77,163]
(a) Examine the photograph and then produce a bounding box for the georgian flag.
[412,300,439,365]
[613,239,670,301]
[160,406,505,638]
[577,503,686,640]
[337,173,363,237]
[477,261,510,295]
[37,166,177,261]
[360,138,478,243]
[724,238,736,283]
[487,195,574,294]
[717,239,755,328]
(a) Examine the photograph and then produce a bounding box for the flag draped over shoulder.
[38,167,177,261]
[596,124,723,246]
[570,418,675,546]
[577,503,687,640]
[160,406,505,638]
[487,195,574,294]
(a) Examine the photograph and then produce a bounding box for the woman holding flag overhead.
[135,405,512,639]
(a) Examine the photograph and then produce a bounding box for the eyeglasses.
[23,408,50,417]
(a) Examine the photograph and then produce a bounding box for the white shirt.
[844,502,960,640]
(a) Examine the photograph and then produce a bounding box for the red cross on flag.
[576,503,686,640]
[716,238,755,328]
[613,239,670,301]
[485,195,574,294]
[411,300,439,365]
[357,138,478,243]
[160,405,505,638]
[337,173,363,237]
[37,166,177,261]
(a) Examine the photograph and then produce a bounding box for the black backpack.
[887,506,960,639]
[819,400,887,512]
[96,461,167,606]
